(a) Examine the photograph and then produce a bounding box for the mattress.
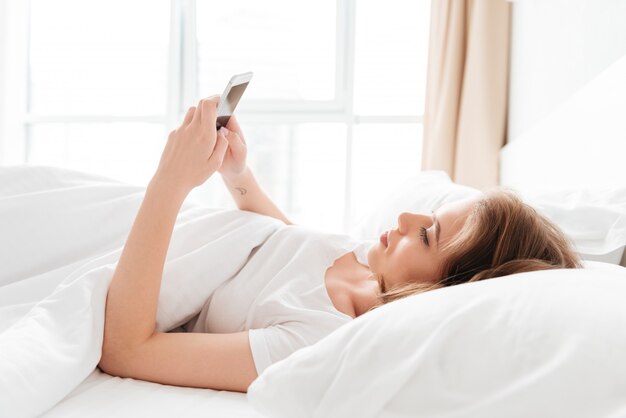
[41,369,269,418]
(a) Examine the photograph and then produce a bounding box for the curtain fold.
[422,0,511,189]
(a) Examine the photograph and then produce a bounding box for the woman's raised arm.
[99,98,258,392]
[217,115,292,225]
[102,97,226,348]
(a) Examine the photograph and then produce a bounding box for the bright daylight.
[1,1,625,417]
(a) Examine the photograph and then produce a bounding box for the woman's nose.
[397,212,431,234]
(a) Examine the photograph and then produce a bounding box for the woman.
[98,97,581,393]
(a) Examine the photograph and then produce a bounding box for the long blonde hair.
[369,189,582,311]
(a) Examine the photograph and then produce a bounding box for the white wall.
[501,0,626,191]
[507,0,626,142]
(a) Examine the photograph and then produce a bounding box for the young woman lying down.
[98,96,581,393]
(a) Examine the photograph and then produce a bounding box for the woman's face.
[367,197,478,291]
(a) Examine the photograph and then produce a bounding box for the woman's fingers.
[188,97,220,140]
[217,127,228,142]
[189,96,217,126]
[225,115,246,144]
[155,96,229,191]
[190,98,204,127]
[200,97,219,132]
[222,128,246,154]
[182,106,196,127]
[207,133,229,173]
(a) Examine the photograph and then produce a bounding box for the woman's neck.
[327,251,381,318]
[340,253,381,317]
[349,271,381,317]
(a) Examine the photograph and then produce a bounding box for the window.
[16,0,430,233]
[196,0,338,105]
[25,0,170,186]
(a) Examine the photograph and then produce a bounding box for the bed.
[2,164,626,418]
[40,369,264,418]
[2,47,626,417]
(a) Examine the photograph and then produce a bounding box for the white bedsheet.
[41,369,268,418]
[0,165,284,418]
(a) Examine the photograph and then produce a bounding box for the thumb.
[223,128,246,154]
[219,127,231,141]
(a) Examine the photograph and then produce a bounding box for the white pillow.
[350,170,481,240]
[521,188,626,264]
[351,170,626,265]
[247,262,626,418]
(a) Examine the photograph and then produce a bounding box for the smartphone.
[216,72,253,130]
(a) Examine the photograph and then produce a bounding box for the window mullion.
[0,0,29,165]
[166,0,183,132]
[182,0,217,207]
[167,0,181,131]
[180,0,199,110]
[342,0,357,234]
[168,0,199,132]
[334,0,349,111]
[23,115,167,124]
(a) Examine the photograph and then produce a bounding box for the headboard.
[500,0,626,266]
[500,54,626,191]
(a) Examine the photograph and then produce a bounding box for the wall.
[501,0,626,265]
[501,0,626,191]
[507,0,626,142]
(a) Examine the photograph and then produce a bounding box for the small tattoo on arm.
[235,187,247,195]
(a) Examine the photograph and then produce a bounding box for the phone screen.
[216,80,250,130]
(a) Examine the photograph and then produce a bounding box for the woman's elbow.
[99,338,132,377]
[99,344,121,376]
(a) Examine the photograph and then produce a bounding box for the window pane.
[289,124,347,232]
[29,0,170,116]
[196,0,336,102]
[187,123,346,233]
[350,124,423,227]
[353,0,430,116]
[27,123,166,186]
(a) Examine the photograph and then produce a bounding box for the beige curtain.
[422,0,511,189]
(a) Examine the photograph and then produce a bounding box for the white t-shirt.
[186,225,374,375]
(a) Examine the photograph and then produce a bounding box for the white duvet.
[0,165,284,418]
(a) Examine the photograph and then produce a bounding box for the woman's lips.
[380,231,388,247]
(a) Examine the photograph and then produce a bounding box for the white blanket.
[0,165,284,418]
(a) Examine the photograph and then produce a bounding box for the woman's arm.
[217,115,292,225]
[100,97,259,392]
[100,179,257,391]
[222,166,292,225]
[101,177,258,392]
[102,179,187,348]
[102,97,227,349]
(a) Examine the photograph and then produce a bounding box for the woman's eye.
[419,227,429,246]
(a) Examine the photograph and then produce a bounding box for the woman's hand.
[217,115,248,180]
[152,96,229,195]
